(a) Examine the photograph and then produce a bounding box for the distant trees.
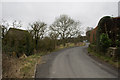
[0,25,7,38]
[1,20,23,38]
[30,21,47,50]
[49,32,59,48]
[2,14,84,57]
[12,20,22,28]
[86,27,93,32]
[1,19,9,38]
[50,15,80,46]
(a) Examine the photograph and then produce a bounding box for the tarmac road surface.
[35,45,118,78]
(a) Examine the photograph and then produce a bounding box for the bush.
[115,40,120,47]
[116,47,120,60]
[2,28,34,57]
[37,37,56,52]
[100,33,112,52]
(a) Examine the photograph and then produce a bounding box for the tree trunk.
[35,38,38,50]
[63,39,66,47]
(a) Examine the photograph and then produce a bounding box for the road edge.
[85,47,119,78]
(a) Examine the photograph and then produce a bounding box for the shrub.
[2,28,34,57]
[100,33,112,52]
[115,40,120,47]
[37,37,55,52]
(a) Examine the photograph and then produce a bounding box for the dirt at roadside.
[2,53,22,78]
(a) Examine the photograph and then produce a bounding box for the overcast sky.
[1,1,118,35]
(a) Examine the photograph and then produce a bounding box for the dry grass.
[58,42,85,49]
[2,53,42,78]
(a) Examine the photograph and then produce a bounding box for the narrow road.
[35,45,118,78]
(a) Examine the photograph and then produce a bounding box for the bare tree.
[49,32,59,48]
[1,19,9,38]
[30,21,47,50]
[86,27,93,32]
[12,20,22,28]
[49,32,59,40]
[50,15,80,46]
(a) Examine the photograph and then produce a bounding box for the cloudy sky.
[1,0,119,35]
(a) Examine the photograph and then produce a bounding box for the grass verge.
[87,47,119,69]
[19,52,45,78]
